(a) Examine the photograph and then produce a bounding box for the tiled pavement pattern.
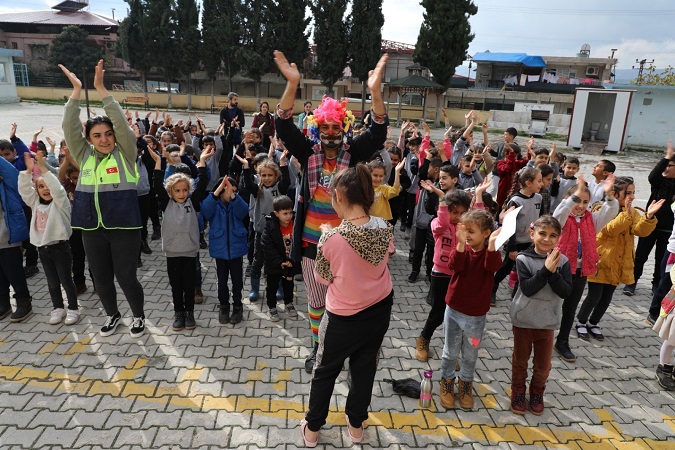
[0,102,673,449]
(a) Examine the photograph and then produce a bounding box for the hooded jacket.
[510,246,573,330]
[315,217,394,316]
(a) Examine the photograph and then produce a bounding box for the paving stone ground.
[0,102,673,449]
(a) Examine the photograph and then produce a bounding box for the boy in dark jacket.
[262,195,296,322]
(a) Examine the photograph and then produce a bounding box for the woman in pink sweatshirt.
[301,164,394,447]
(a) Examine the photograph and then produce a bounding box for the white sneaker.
[49,308,66,325]
[64,309,81,325]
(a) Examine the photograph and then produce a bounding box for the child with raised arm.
[201,175,249,325]
[491,167,543,304]
[150,146,209,331]
[19,152,79,325]
[575,177,663,341]
[368,159,405,221]
[552,174,618,362]
[510,216,572,415]
[414,188,473,362]
[439,209,502,411]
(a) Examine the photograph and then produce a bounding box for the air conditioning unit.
[586,66,599,76]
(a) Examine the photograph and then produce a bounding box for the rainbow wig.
[306,96,356,144]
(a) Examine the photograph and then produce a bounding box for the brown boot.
[529,386,545,415]
[457,379,474,411]
[439,377,455,409]
[415,336,430,362]
[510,386,527,415]
[194,287,204,304]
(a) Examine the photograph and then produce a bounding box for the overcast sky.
[4,0,675,73]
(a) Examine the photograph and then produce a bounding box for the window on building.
[11,42,18,49]
[0,63,8,83]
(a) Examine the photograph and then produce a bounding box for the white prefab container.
[567,88,633,152]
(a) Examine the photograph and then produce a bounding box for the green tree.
[201,0,225,102]
[415,0,477,124]
[348,0,384,118]
[235,0,273,105]
[174,0,201,109]
[146,0,176,106]
[48,26,103,80]
[632,65,675,85]
[117,0,152,95]
[311,0,349,97]
[269,0,310,70]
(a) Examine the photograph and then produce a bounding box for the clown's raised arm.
[273,50,389,166]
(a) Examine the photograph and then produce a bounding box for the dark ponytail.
[331,163,375,213]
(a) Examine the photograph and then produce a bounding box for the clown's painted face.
[319,120,344,149]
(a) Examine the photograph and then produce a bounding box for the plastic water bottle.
[419,370,433,408]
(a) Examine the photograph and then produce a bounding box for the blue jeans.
[440,306,487,382]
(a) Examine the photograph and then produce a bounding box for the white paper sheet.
[495,206,523,250]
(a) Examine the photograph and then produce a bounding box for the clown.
[273,50,389,373]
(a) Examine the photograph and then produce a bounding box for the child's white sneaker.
[64,309,81,325]
[49,308,66,325]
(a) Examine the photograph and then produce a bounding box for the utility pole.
[633,58,654,85]
[111,8,115,20]
[610,49,617,82]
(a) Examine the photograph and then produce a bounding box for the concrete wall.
[17,86,488,125]
[622,87,675,148]
[0,54,19,103]
[488,110,570,135]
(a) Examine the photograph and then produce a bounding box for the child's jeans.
[167,256,196,312]
[216,257,243,310]
[440,306,486,382]
[511,326,554,391]
[0,246,31,312]
[38,241,78,310]
[266,272,294,310]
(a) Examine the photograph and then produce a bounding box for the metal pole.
[83,68,91,119]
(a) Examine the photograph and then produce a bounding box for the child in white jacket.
[18,153,79,325]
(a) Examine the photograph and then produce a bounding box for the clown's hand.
[274,50,300,85]
[367,54,389,96]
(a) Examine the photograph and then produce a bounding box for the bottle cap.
[423,370,433,378]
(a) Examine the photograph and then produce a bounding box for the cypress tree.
[415,0,477,88]
[311,0,349,97]
[348,0,384,118]
[269,0,310,70]
[117,0,152,95]
[174,0,201,109]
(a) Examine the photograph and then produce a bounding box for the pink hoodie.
[431,202,485,275]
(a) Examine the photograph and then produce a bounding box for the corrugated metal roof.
[472,52,546,68]
[0,10,117,27]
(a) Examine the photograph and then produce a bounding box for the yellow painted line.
[272,370,290,391]
[64,337,92,357]
[179,368,205,382]
[0,362,673,446]
[116,357,149,380]
[38,335,68,354]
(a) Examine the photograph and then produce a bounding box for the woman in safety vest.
[59,60,146,338]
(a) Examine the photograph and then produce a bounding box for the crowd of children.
[2,58,675,441]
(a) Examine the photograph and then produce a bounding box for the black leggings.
[556,270,587,343]
[421,273,451,340]
[577,282,617,325]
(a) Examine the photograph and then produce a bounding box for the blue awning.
[472,52,546,68]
